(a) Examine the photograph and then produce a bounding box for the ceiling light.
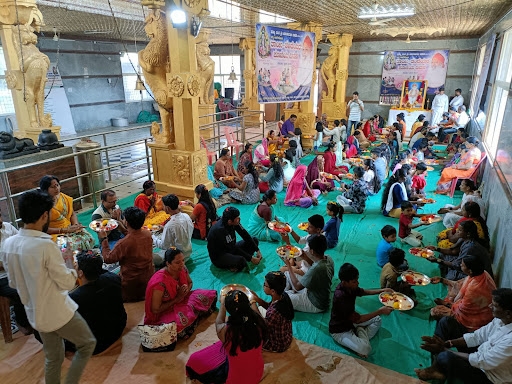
[358,5,415,19]
[53,27,59,41]
[170,9,187,27]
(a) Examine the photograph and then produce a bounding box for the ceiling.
[34,0,512,45]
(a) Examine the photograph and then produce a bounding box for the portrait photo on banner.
[400,80,427,109]
[255,23,316,104]
[379,50,450,106]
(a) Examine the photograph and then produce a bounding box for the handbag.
[137,322,177,352]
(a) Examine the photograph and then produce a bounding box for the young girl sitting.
[411,162,428,197]
[324,201,344,249]
[336,166,369,214]
[363,159,381,195]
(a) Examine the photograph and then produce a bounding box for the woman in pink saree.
[306,155,338,193]
[144,248,217,339]
[253,138,271,167]
[345,135,359,158]
[284,165,320,208]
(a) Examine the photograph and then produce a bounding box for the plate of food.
[143,224,163,233]
[426,166,435,171]
[276,245,302,259]
[417,197,436,204]
[320,172,337,180]
[409,247,435,258]
[343,173,354,179]
[220,176,235,181]
[379,292,415,311]
[360,155,372,160]
[420,214,442,223]
[302,134,314,139]
[268,221,292,233]
[89,219,118,232]
[424,159,439,165]
[401,271,431,286]
[298,222,309,231]
[220,284,253,301]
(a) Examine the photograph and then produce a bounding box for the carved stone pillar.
[239,37,260,125]
[0,0,61,142]
[283,22,322,150]
[196,29,216,138]
[321,33,353,124]
[141,0,211,201]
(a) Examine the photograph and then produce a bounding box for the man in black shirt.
[207,207,262,271]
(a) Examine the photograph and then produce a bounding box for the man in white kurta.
[449,88,464,111]
[431,87,449,126]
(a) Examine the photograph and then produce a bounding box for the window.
[208,0,240,22]
[0,47,15,115]
[258,10,294,24]
[212,54,241,100]
[120,52,154,103]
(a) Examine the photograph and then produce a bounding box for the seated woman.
[284,165,320,208]
[437,201,489,249]
[247,190,283,242]
[39,175,94,251]
[229,162,261,205]
[336,166,369,214]
[306,155,339,194]
[258,154,284,193]
[345,135,360,158]
[428,220,493,281]
[144,248,217,339]
[436,137,482,194]
[186,290,267,384]
[282,147,297,183]
[381,169,408,218]
[251,271,294,352]
[186,184,218,240]
[430,256,495,339]
[134,180,170,227]
[438,179,485,228]
[237,143,254,173]
[323,142,348,176]
[265,129,283,155]
[214,148,241,189]
[354,128,370,149]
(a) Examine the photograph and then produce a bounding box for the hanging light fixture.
[228,0,237,82]
[53,27,59,42]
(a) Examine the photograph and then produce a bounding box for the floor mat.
[74,150,460,378]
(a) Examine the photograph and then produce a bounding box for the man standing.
[153,194,194,262]
[91,190,127,248]
[280,114,297,138]
[347,92,364,134]
[431,87,449,126]
[449,88,464,111]
[1,191,96,383]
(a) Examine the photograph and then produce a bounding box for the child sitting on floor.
[411,162,428,197]
[329,263,394,358]
[280,214,324,276]
[380,249,415,298]
[399,201,431,247]
[324,201,344,249]
[376,225,396,267]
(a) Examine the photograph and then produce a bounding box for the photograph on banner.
[255,24,316,104]
[400,80,427,109]
[379,50,450,106]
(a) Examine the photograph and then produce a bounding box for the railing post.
[102,133,112,182]
[145,138,152,180]
[0,173,18,227]
[85,152,98,208]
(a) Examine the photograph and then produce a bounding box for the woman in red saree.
[323,142,348,176]
[144,248,217,338]
[134,180,170,226]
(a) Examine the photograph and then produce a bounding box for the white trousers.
[331,316,382,356]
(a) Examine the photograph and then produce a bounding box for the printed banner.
[255,24,316,104]
[379,50,450,106]
[46,62,64,88]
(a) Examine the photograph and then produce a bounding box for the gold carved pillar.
[284,22,322,150]
[321,33,353,124]
[239,37,260,125]
[141,0,211,201]
[0,0,61,141]
[196,29,216,138]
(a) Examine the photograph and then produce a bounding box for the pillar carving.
[283,22,322,150]
[320,33,353,124]
[141,0,212,200]
[0,0,61,142]
[239,37,260,124]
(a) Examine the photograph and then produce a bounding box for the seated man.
[69,251,127,354]
[415,288,512,384]
[99,207,154,302]
[329,263,394,358]
[283,234,334,313]
[91,190,128,248]
[214,148,240,188]
[153,194,193,263]
[207,207,262,271]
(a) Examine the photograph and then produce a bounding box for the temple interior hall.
[1,0,512,383]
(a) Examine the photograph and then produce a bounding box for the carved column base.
[296,112,315,150]
[198,104,216,138]
[148,143,213,201]
[242,97,261,125]
[321,98,347,124]
[15,125,62,143]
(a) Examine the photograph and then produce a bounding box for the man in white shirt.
[347,91,364,134]
[449,88,464,111]
[431,87,449,126]
[1,191,96,383]
[153,194,194,263]
[415,287,512,383]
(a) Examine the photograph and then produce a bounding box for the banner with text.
[379,50,450,106]
[255,24,316,104]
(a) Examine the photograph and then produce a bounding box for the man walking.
[1,190,96,383]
